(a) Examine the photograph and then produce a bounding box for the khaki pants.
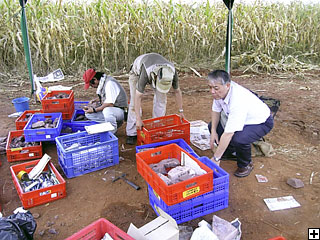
[126,73,167,136]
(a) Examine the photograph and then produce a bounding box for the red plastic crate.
[10,159,66,209]
[136,143,213,206]
[66,218,135,240]
[61,104,75,120]
[15,109,43,130]
[137,114,190,145]
[41,90,74,120]
[6,130,42,162]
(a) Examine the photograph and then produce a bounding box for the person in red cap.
[82,69,128,134]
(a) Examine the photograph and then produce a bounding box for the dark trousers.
[208,115,274,168]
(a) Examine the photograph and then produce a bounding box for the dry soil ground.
[0,70,319,240]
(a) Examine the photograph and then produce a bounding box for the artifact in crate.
[10,155,66,209]
[149,155,206,185]
[136,144,213,206]
[16,154,58,192]
[6,130,43,162]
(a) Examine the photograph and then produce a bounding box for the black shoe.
[220,151,237,161]
[234,163,254,178]
[126,136,137,145]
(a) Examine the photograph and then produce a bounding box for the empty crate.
[55,131,119,178]
[137,114,190,145]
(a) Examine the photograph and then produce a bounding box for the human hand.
[84,107,94,114]
[210,156,220,166]
[210,132,219,149]
[89,99,96,105]
[136,118,144,130]
[178,112,185,121]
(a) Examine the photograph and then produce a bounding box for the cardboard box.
[127,207,179,240]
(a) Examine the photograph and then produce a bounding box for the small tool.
[112,173,140,190]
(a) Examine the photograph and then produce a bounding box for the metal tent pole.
[223,0,234,74]
[20,0,35,98]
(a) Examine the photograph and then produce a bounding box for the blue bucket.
[12,97,30,112]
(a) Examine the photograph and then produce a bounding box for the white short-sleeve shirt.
[96,77,120,104]
[104,80,120,104]
[212,81,270,133]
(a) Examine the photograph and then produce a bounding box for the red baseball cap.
[83,69,96,90]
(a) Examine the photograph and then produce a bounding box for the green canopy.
[223,0,234,74]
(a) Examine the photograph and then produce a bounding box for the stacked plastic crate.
[7,93,104,209]
[136,138,229,224]
[7,91,76,208]
[147,156,229,224]
[41,90,74,120]
[5,109,44,163]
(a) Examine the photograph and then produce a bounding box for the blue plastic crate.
[74,101,89,110]
[55,131,119,178]
[148,156,229,224]
[60,120,75,136]
[135,138,199,159]
[70,109,98,132]
[24,112,63,142]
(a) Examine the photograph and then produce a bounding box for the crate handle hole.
[151,151,161,157]
[186,182,197,188]
[194,203,204,209]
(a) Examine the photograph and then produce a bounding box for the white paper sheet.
[85,122,114,134]
[37,69,64,83]
[263,196,301,211]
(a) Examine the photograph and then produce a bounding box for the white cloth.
[126,72,167,136]
[212,81,270,133]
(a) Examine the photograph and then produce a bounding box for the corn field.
[1,0,319,75]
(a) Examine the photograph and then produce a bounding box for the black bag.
[251,91,281,118]
[0,211,37,240]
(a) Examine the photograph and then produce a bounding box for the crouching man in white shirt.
[208,70,274,177]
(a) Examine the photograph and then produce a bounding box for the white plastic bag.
[190,220,219,240]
